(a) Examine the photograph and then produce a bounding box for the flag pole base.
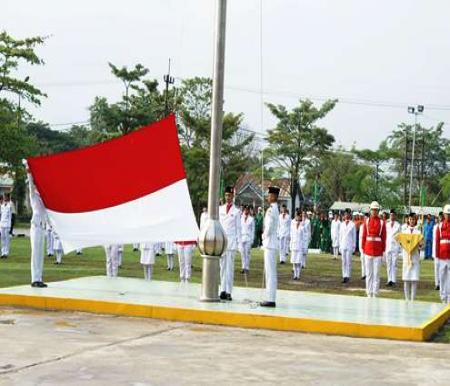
[200,255,221,302]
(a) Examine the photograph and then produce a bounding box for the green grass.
[1,237,449,342]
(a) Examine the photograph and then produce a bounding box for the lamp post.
[407,105,424,210]
[198,0,228,302]
[163,58,175,115]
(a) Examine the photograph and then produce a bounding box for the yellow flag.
[395,233,423,267]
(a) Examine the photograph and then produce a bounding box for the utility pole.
[163,58,175,116]
[404,129,409,206]
[407,105,424,210]
[198,0,228,302]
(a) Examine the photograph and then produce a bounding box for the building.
[234,173,301,211]
[0,174,13,196]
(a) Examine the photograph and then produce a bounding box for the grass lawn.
[1,236,449,343]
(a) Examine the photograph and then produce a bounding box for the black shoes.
[241,269,249,275]
[435,285,440,291]
[260,301,276,308]
[240,269,245,274]
[361,276,366,280]
[0,255,7,259]
[280,261,285,265]
[31,281,48,288]
[219,291,232,301]
[226,293,232,301]
[342,277,349,284]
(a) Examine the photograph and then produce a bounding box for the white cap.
[444,204,450,214]
[352,211,358,216]
[370,201,380,210]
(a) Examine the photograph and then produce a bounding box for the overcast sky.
[2,0,450,149]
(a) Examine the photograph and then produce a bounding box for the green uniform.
[320,219,332,253]
[310,217,321,249]
[254,213,264,247]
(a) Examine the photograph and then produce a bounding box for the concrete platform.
[0,276,448,342]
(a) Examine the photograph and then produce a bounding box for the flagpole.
[198,0,228,302]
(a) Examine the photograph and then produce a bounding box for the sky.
[2,0,450,149]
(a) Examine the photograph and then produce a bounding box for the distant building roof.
[0,174,13,188]
[235,173,291,199]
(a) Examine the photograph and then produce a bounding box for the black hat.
[295,208,302,216]
[345,208,351,214]
[224,186,234,194]
[409,212,416,217]
[268,186,280,195]
[390,209,396,214]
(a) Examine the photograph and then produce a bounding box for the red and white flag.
[26,115,199,252]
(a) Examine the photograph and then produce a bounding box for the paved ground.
[1,307,450,385]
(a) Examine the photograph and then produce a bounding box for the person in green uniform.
[310,212,321,249]
[320,212,332,253]
[254,206,264,247]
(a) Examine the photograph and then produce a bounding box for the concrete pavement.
[1,307,450,385]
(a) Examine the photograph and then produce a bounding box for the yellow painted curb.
[0,293,431,341]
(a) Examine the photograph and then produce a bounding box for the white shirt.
[240,214,255,244]
[200,211,209,231]
[0,203,12,228]
[219,203,241,251]
[289,219,305,251]
[262,203,279,250]
[331,219,341,246]
[385,220,401,254]
[278,213,291,238]
[339,220,356,252]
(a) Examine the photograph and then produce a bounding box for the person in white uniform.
[260,186,280,308]
[290,209,304,280]
[104,244,120,277]
[53,232,64,265]
[432,211,443,291]
[219,186,241,301]
[278,205,291,264]
[385,209,401,287]
[45,222,54,257]
[301,211,311,267]
[0,195,12,258]
[239,205,255,274]
[176,241,196,282]
[27,171,48,287]
[200,207,209,231]
[401,213,422,301]
[140,242,156,280]
[339,209,356,283]
[117,244,124,268]
[165,241,176,271]
[330,212,341,260]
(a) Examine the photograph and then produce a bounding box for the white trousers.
[106,250,119,277]
[142,264,153,281]
[385,251,398,283]
[341,249,352,278]
[240,241,252,270]
[301,249,308,268]
[293,263,302,279]
[178,245,193,281]
[438,259,450,304]
[167,254,174,270]
[360,253,366,278]
[46,230,54,255]
[1,227,10,256]
[118,250,123,267]
[365,256,382,297]
[220,249,235,293]
[279,236,289,262]
[434,257,440,287]
[30,224,45,283]
[55,249,63,264]
[404,281,417,301]
[332,246,339,259]
[264,248,277,302]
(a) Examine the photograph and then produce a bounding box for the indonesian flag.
[26,114,199,253]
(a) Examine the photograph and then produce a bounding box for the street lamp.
[407,104,424,210]
[163,59,175,115]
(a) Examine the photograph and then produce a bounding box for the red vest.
[362,216,386,257]
[436,220,450,260]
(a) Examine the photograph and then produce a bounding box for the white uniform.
[29,177,47,283]
[200,211,209,231]
[278,213,291,263]
[331,219,341,259]
[105,244,120,277]
[165,241,176,270]
[117,244,124,267]
[385,220,401,284]
[177,242,195,281]
[301,217,311,267]
[53,232,63,264]
[239,214,255,271]
[432,223,440,287]
[45,223,54,256]
[140,242,156,280]
[401,226,421,301]
[290,219,304,279]
[339,220,356,279]
[262,203,279,302]
[219,203,241,295]
[0,202,12,256]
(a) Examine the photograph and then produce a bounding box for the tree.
[265,99,336,214]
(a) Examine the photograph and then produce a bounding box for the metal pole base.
[200,255,221,302]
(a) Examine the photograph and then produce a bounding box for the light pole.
[198,0,228,302]
[407,105,424,210]
[163,58,175,116]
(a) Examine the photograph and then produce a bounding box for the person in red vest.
[361,201,386,297]
[435,204,450,304]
